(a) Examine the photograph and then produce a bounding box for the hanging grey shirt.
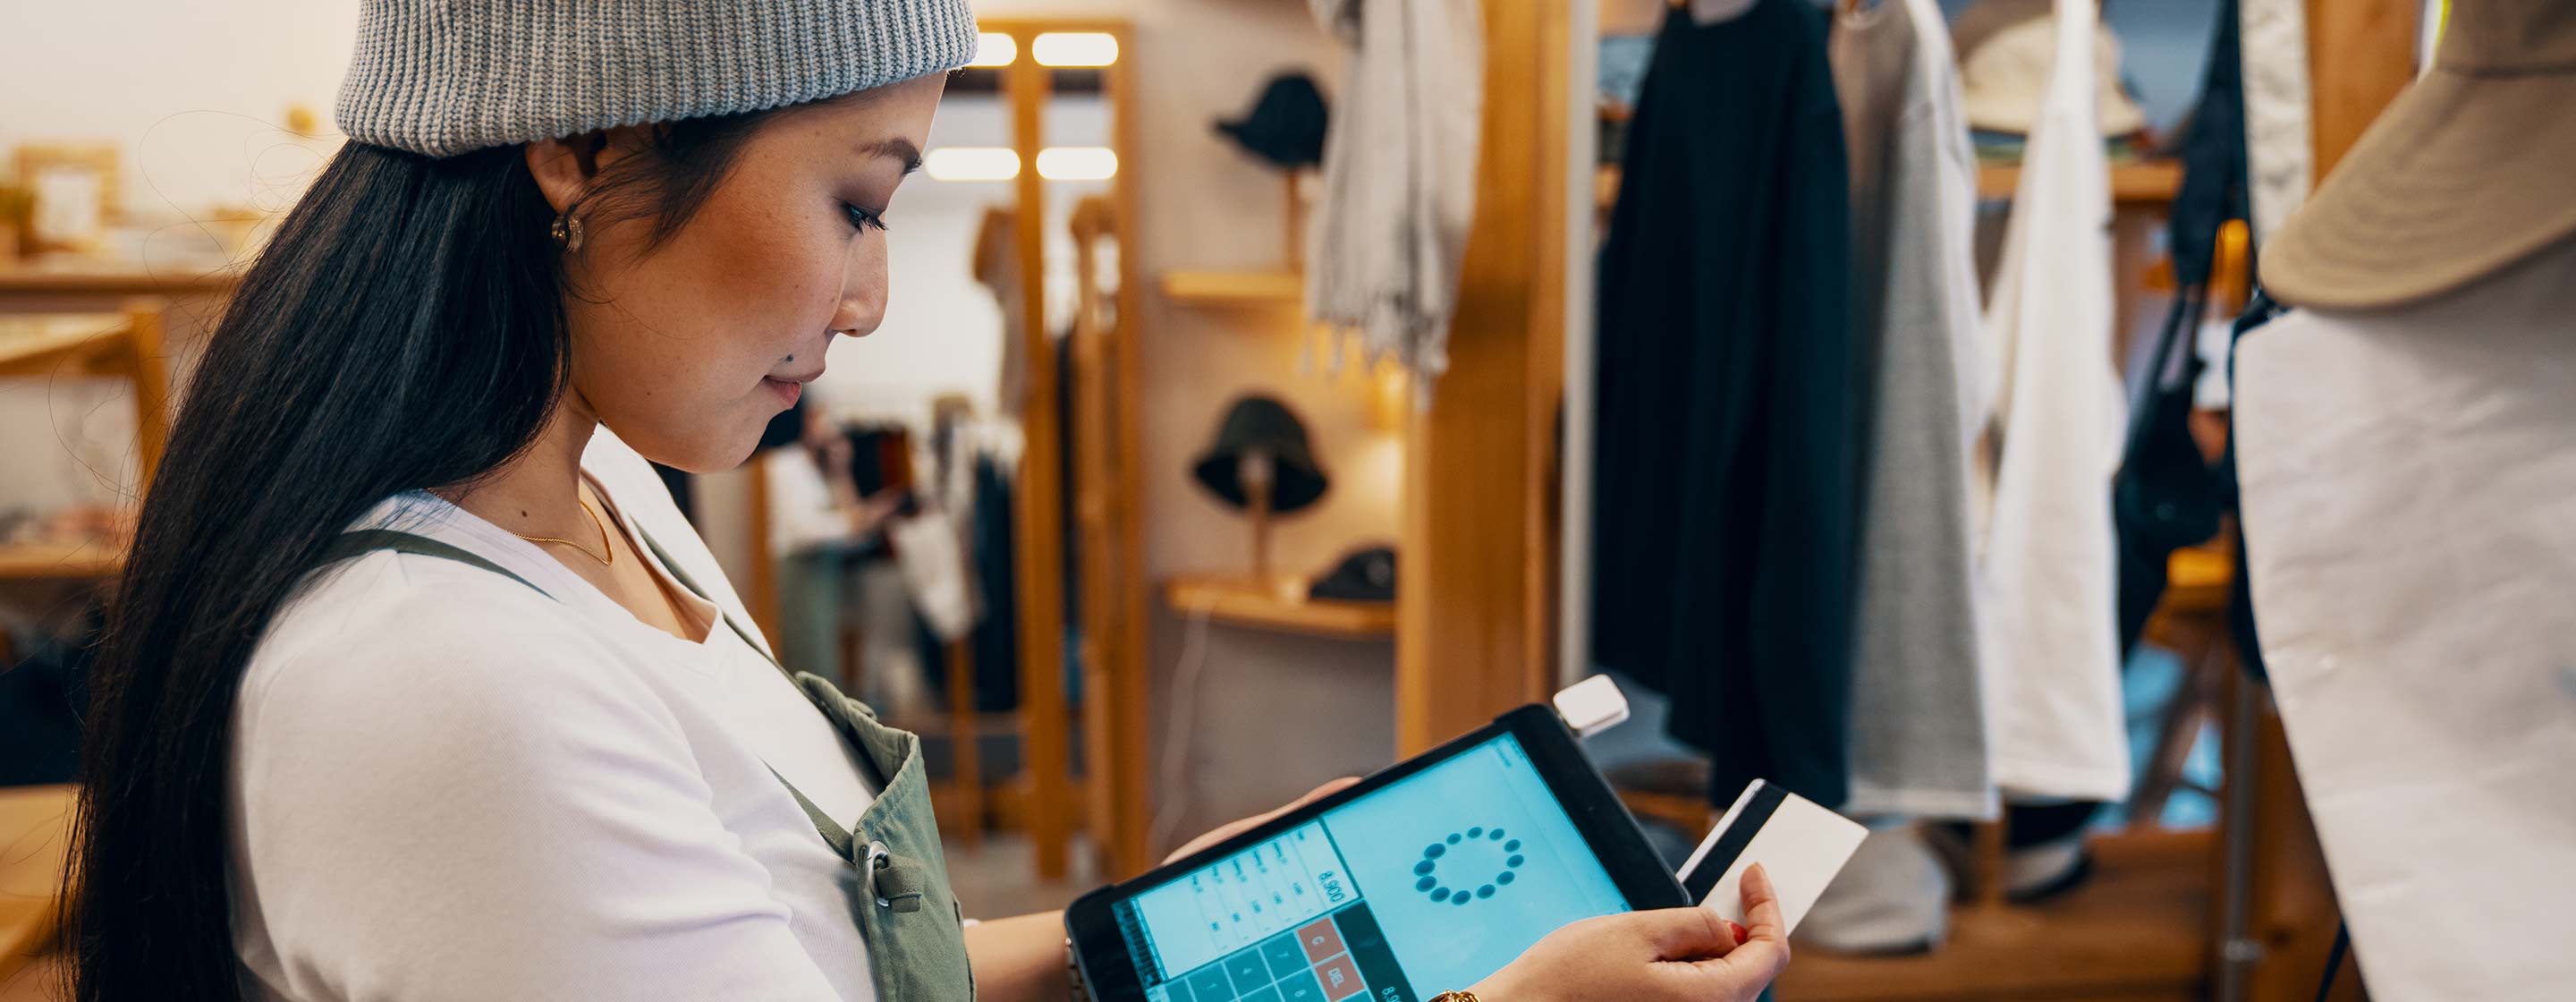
[1829,0,1997,819]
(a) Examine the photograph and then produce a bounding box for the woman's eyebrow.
[860,138,925,174]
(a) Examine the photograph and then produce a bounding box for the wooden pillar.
[2307,0,2420,174]
[1395,0,1571,755]
[1006,47,1072,880]
[1082,30,1154,879]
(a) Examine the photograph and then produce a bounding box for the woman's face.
[540,72,946,472]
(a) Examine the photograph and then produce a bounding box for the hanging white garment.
[1829,0,1996,820]
[1305,0,1482,398]
[1973,0,2129,802]
[2234,235,2576,1001]
[2239,0,2314,243]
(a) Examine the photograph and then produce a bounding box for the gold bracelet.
[1429,993,1481,1002]
[1063,938,1090,1001]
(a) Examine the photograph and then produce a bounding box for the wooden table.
[0,785,76,981]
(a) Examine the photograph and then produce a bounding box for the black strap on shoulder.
[770,764,859,862]
[2313,922,2351,1002]
[625,526,896,832]
[318,529,553,598]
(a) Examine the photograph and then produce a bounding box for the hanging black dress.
[1591,0,1860,809]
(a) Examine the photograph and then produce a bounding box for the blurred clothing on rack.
[1829,0,1996,822]
[2237,0,2313,242]
[1305,0,1482,395]
[1592,0,1858,811]
[1974,0,2130,804]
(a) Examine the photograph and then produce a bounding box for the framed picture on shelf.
[14,144,121,255]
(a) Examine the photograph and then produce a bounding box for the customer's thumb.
[1619,905,1741,961]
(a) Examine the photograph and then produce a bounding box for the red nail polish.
[1729,921,1749,945]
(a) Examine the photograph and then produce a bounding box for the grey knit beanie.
[336,0,981,158]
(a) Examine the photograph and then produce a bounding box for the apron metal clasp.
[862,839,928,913]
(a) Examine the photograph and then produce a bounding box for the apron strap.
[769,763,858,861]
[630,526,895,794]
[316,525,878,862]
[320,529,551,596]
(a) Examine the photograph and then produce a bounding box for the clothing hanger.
[1679,0,1760,25]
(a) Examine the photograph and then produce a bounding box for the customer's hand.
[1468,863,1790,1002]
[1163,778,1360,864]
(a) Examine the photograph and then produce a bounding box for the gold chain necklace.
[514,497,615,565]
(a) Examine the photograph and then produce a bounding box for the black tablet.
[1066,704,1686,1002]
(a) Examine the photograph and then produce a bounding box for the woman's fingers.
[1286,777,1361,809]
[1160,777,1360,864]
[1738,863,1787,944]
[1721,863,1793,980]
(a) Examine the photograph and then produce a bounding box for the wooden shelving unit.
[0,257,241,298]
[1158,269,1303,308]
[1977,158,2186,206]
[0,311,128,370]
[1163,573,1395,639]
[0,307,162,583]
[1778,830,2215,1001]
[0,539,124,581]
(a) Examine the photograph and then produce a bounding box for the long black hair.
[67,110,781,1000]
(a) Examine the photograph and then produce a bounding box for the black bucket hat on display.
[1309,546,1396,603]
[1191,395,1330,514]
[1215,72,1330,170]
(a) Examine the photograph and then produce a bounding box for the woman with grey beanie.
[60,3,1790,1000]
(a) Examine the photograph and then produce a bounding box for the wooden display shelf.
[1776,829,2213,1001]
[1163,573,1395,639]
[0,312,125,374]
[0,257,241,298]
[1158,270,1302,307]
[1977,158,2185,206]
[0,539,124,580]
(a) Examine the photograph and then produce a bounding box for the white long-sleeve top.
[1974,0,2131,802]
[229,427,881,1001]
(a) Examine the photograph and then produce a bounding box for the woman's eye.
[843,202,890,233]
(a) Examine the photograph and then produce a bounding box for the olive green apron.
[318,528,976,1001]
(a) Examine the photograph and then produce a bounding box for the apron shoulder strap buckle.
[862,840,929,913]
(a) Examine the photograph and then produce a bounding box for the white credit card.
[1676,779,1868,933]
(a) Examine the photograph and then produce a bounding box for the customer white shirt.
[229,427,881,1000]
[2235,235,2576,1001]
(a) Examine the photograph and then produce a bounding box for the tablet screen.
[1109,733,1630,1002]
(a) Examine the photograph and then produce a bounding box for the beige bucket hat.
[1953,0,2148,137]
[2262,0,2576,310]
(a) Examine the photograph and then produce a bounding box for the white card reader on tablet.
[1550,675,1631,738]
[1676,779,1868,933]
